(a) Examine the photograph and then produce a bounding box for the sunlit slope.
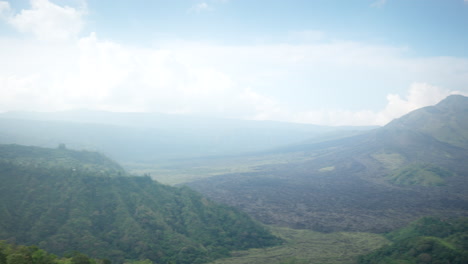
[386,94,468,149]
[0,144,281,264]
[186,95,468,233]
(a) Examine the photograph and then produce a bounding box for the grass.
[319,166,335,172]
[209,226,390,264]
[371,152,405,170]
[124,152,316,185]
[386,163,454,186]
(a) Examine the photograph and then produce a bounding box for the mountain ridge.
[385,94,468,149]
[186,95,468,233]
[0,110,375,164]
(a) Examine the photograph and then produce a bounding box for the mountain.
[0,110,374,163]
[0,144,281,264]
[385,94,468,149]
[185,95,468,233]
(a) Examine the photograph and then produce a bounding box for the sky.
[0,0,468,126]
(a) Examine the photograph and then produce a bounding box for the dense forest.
[0,144,281,264]
[0,240,107,264]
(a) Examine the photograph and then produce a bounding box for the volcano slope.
[186,95,468,233]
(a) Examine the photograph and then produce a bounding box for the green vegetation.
[0,144,124,176]
[372,152,405,170]
[1,95,468,263]
[0,241,108,264]
[209,226,389,264]
[387,163,455,186]
[318,166,335,172]
[0,144,281,264]
[125,152,316,185]
[389,95,468,150]
[358,217,468,264]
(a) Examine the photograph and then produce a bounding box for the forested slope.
[0,144,281,264]
[0,240,104,264]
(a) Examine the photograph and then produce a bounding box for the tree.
[71,253,91,264]
[0,251,6,264]
[57,144,67,150]
[31,248,56,264]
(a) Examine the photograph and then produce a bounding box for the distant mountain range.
[0,144,281,264]
[186,95,468,233]
[0,110,374,163]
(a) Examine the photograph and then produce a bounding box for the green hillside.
[387,94,468,149]
[0,144,125,175]
[386,163,455,186]
[0,241,104,264]
[0,144,281,264]
[358,217,468,264]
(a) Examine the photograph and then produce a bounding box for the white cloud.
[288,30,325,43]
[189,2,212,13]
[0,31,244,115]
[188,0,230,13]
[4,0,86,42]
[371,0,387,8]
[1,34,468,125]
[291,83,467,126]
[239,88,288,121]
[378,83,465,123]
[0,1,12,18]
[1,2,468,126]
[0,74,40,111]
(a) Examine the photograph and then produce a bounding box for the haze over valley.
[1,95,468,264]
[1,1,468,264]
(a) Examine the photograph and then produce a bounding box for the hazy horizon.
[1,0,468,126]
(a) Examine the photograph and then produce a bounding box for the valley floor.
[209,225,390,264]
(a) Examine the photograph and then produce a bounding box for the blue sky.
[0,0,468,125]
[81,0,468,57]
